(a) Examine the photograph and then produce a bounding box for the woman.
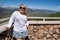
[5,4,29,40]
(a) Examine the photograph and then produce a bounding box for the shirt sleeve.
[7,12,15,28]
[26,21,29,26]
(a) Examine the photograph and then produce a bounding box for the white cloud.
[56,6,60,11]
[57,6,60,9]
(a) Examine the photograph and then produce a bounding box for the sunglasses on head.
[20,7,26,10]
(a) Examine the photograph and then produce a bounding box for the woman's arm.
[26,21,29,29]
[26,21,29,27]
[7,12,15,28]
[6,12,15,28]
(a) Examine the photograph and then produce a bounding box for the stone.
[39,25,44,29]
[28,34,32,37]
[58,25,60,28]
[36,29,44,38]
[28,26,33,31]
[46,34,51,38]
[55,29,59,34]
[43,37,47,40]
[38,38,43,40]
[47,38,52,40]
[54,25,59,29]
[57,38,60,40]
[49,25,54,31]
[45,25,50,29]
[53,34,58,39]
[31,36,35,39]
[49,31,53,35]
[44,28,49,34]
[52,38,56,40]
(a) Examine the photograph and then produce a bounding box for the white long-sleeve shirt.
[7,11,29,32]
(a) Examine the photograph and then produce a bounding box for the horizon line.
[1,6,60,12]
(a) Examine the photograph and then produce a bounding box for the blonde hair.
[20,4,28,16]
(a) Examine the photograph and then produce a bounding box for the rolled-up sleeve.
[7,12,15,28]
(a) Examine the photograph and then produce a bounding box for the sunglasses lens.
[20,7,26,10]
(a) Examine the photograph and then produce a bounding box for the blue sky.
[0,0,60,11]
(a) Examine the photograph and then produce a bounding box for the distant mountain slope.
[27,8,57,17]
[27,8,56,14]
[0,7,59,18]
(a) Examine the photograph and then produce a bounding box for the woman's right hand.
[4,24,9,30]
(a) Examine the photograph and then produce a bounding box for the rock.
[49,31,53,35]
[28,34,32,37]
[52,38,56,40]
[57,38,60,40]
[46,34,51,39]
[31,36,35,39]
[47,38,52,40]
[38,38,43,40]
[28,26,33,31]
[49,25,53,31]
[36,29,44,38]
[53,34,58,39]
[44,28,49,34]
[43,37,47,40]
[39,25,44,29]
[54,25,59,29]
[55,29,59,34]
[58,25,60,28]
[45,25,50,29]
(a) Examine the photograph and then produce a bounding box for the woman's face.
[20,5,26,14]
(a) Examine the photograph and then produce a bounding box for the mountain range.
[0,7,59,18]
